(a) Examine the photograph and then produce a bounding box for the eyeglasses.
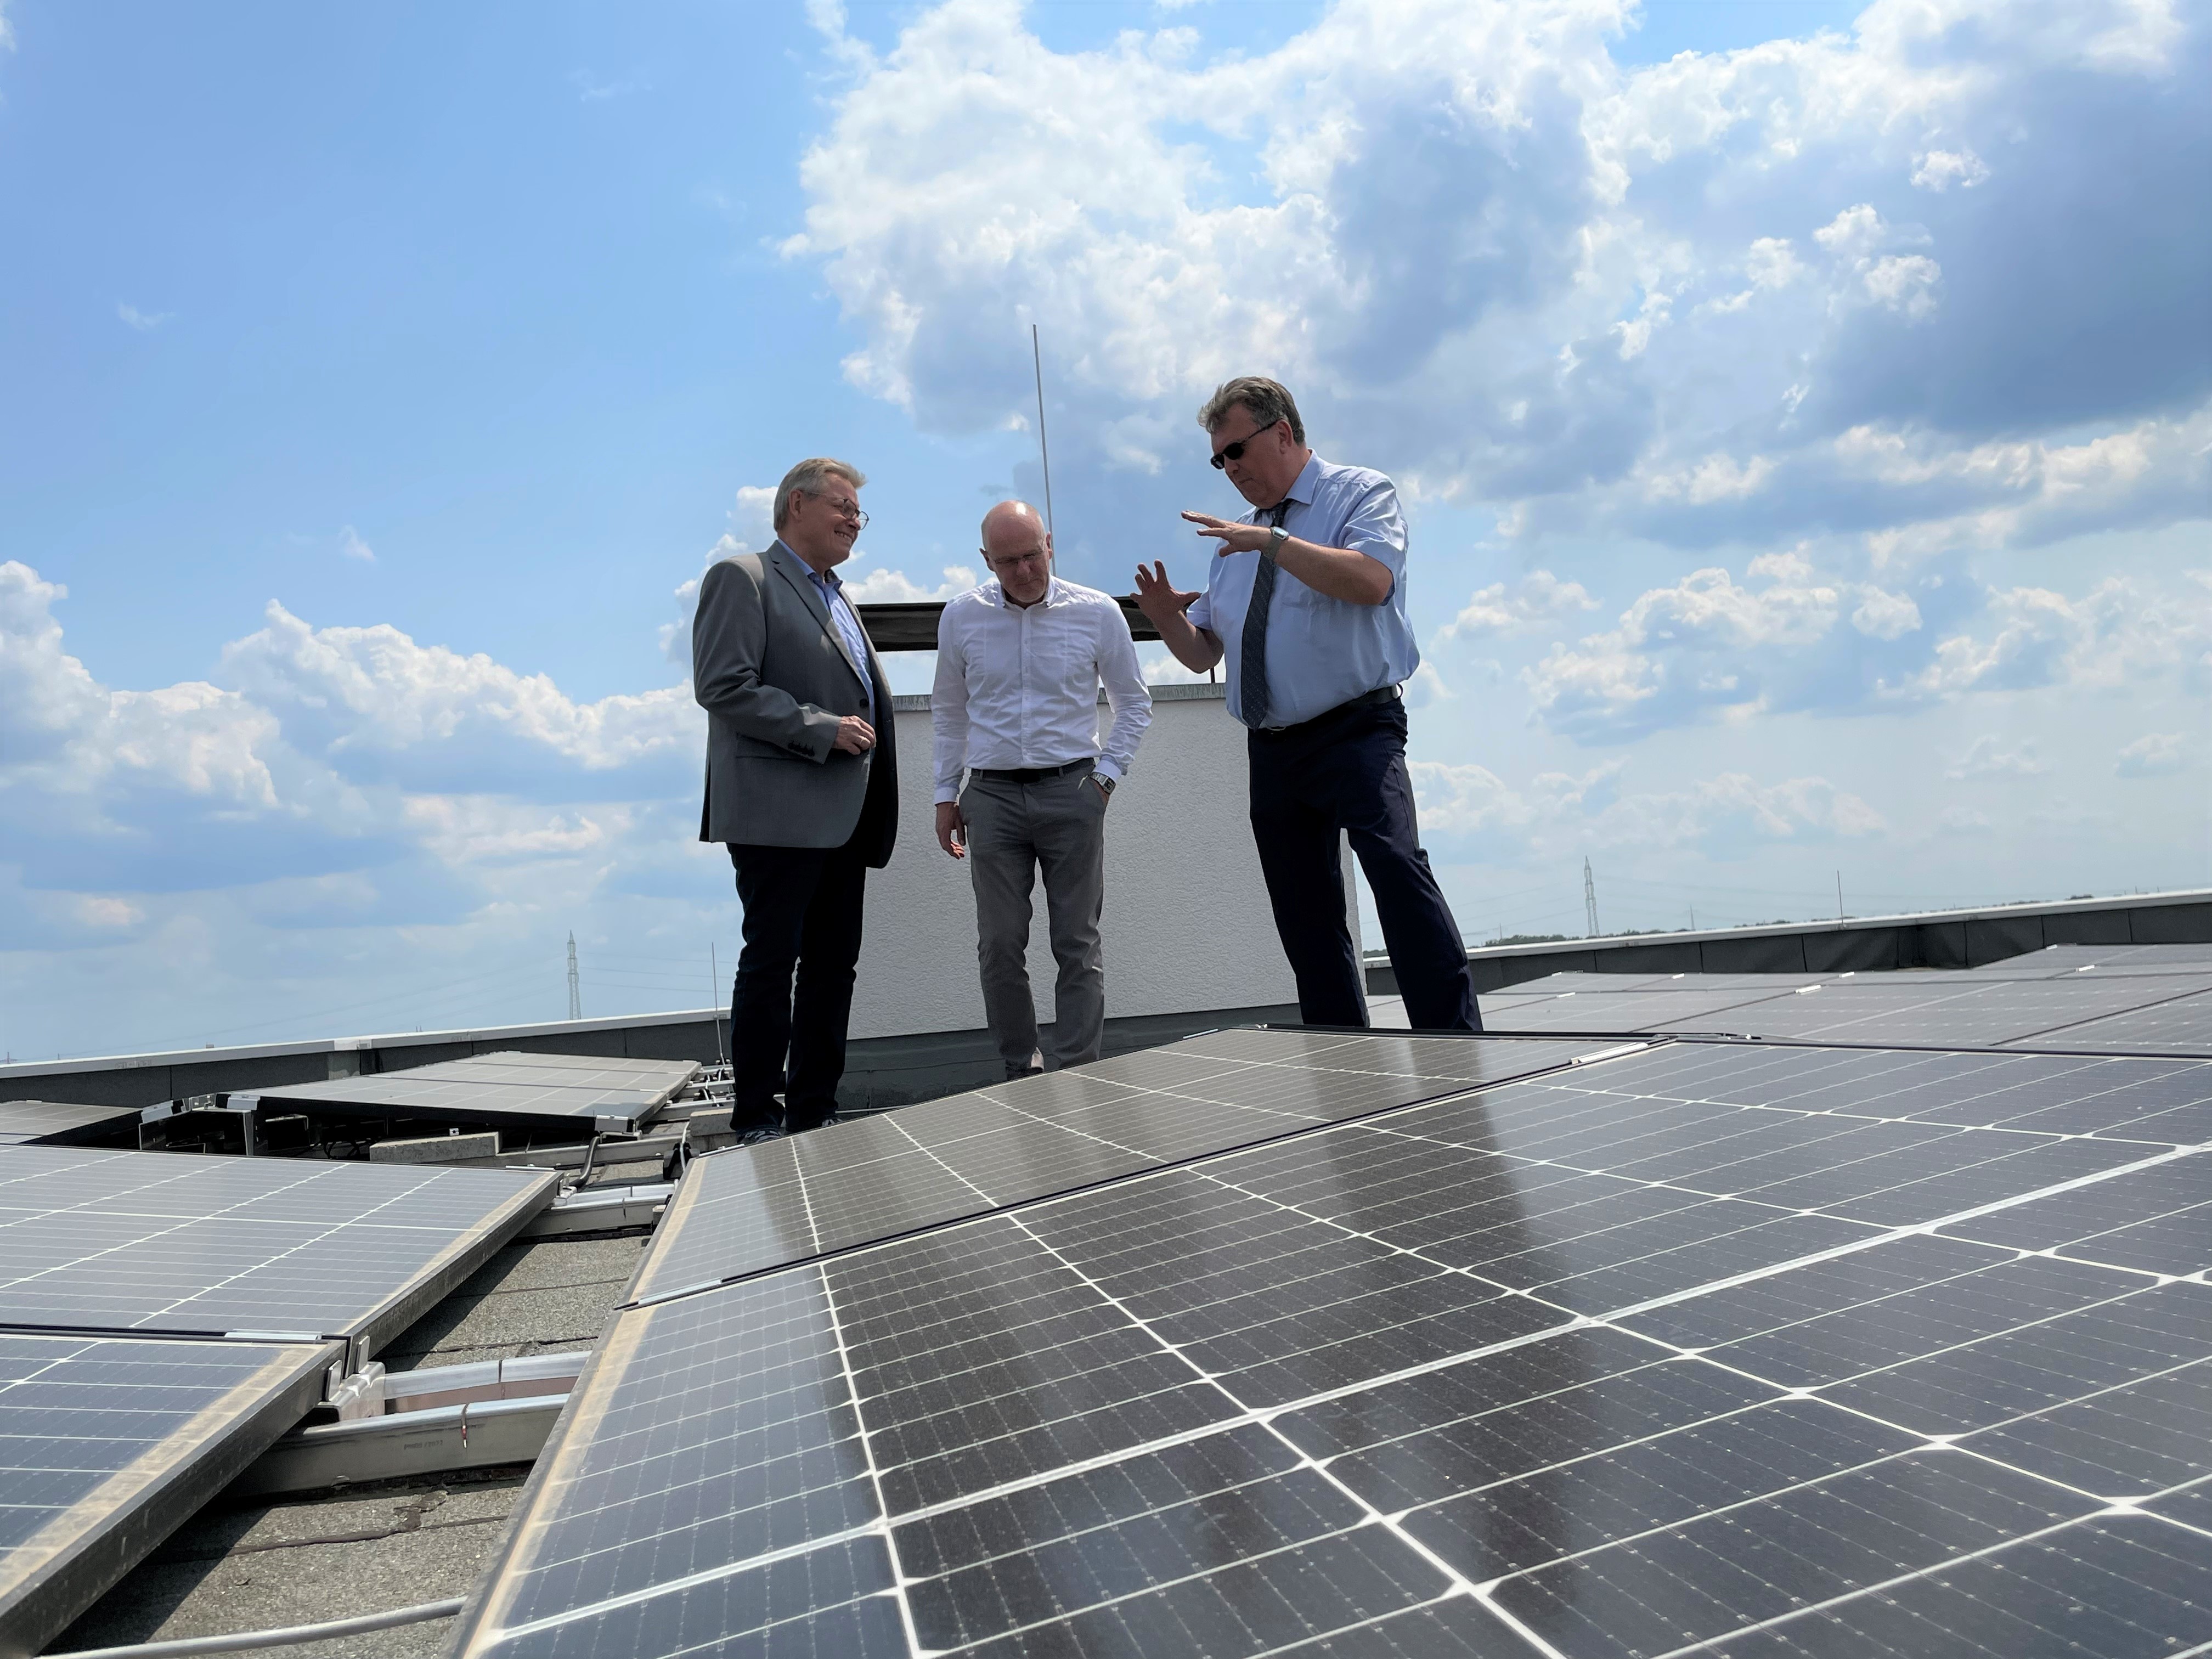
[1210,419,1282,470]
[809,492,869,528]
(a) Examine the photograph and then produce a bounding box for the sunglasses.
[1210,419,1282,470]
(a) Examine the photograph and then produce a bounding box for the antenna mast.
[566,933,582,1021]
[1031,323,1055,540]
[1583,857,1600,938]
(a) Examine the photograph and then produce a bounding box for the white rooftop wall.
[848,684,1354,1040]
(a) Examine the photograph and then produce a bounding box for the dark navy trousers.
[1247,696,1481,1032]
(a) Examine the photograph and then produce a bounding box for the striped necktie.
[1239,501,1291,727]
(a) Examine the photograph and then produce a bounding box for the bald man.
[932,503,1152,1077]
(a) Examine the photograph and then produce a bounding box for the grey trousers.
[960,766,1109,1074]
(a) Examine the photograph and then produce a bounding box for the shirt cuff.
[1094,758,1126,785]
[934,785,961,805]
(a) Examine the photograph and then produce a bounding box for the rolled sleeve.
[1340,479,1407,592]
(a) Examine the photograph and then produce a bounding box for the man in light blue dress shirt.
[1133,376,1479,1031]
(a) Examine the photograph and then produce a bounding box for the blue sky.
[1,0,2205,1058]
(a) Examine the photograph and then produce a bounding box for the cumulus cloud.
[339,526,375,563]
[0,560,699,915]
[1436,571,1597,641]
[1410,755,1884,860]
[2115,731,2185,777]
[780,0,2208,577]
[840,562,980,602]
[1522,545,2209,742]
[1911,148,1989,191]
[1945,736,2050,779]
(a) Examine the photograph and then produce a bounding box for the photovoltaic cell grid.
[456,1036,2212,1658]
[242,1052,701,1135]
[1485,964,2212,1049]
[0,1144,557,1356]
[0,1099,142,1147]
[0,1333,339,1657]
[627,1030,1622,1302]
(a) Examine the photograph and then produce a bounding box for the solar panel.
[238,1052,698,1136]
[0,1099,142,1147]
[0,1331,339,1657]
[1480,974,2212,1047]
[0,1145,556,1360]
[627,1030,1620,1304]
[458,1036,2212,1657]
[1483,986,1800,1032]
[1999,986,2212,1054]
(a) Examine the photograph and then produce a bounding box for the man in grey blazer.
[694,456,898,1140]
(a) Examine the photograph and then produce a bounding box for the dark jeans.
[726,838,869,1132]
[1248,696,1481,1032]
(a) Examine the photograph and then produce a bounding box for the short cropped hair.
[772,458,867,531]
[1197,377,1305,445]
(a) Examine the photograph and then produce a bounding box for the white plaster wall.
[847,684,1359,1039]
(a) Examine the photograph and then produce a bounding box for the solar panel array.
[241,1051,701,1136]
[454,1025,2212,1658]
[0,1098,142,1147]
[1477,945,2212,1051]
[0,1144,560,1652]
[0,1144,557,1358]
[0,1332,339,1656]
[629,1032,1620,1302]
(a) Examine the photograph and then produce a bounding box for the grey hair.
[772,458,867,531]
[1197,377,1305,445]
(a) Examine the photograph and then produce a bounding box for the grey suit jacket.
[692,540,899,865]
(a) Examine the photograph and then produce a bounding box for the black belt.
[973,758,1096,784]
[1249,684,1400,738]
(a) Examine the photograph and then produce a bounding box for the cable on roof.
[53,1597,466,1658]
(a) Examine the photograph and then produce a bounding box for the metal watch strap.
[1265,523,1289,560]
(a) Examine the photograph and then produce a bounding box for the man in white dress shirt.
[933,501,1152,1078]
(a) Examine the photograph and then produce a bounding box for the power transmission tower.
[566,933,582,1021]
[1583,857,1600,938]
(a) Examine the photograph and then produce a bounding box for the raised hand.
[1131,561,1199,631]
[1180,510,1270,555]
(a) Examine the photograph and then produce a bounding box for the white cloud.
[1850,588,1922,639]
[780,0,2206,583]
[1437,571,1598,641]
[1912,148,1989,190]
[0,558,709,928]
[339,526,375,563]
[1945,736,2050,779]
[1863,253,1942,319]
[2115,731,2185,777]
[1644,452,1775,504]
[1813,205,1889,258]
[1410,756,1884,858]
[1746,237,1803,290]
[1937,805,1992,832]
[839,562,980,603]
[117,303,173,332]
[220,601,696,780]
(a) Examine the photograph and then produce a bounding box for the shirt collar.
[985,575,1062,610]
[1283,453,1322,507]
[775,539,843,594]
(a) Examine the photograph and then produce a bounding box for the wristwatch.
[1092,774,1116,798]
[1264,524,1290,560]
